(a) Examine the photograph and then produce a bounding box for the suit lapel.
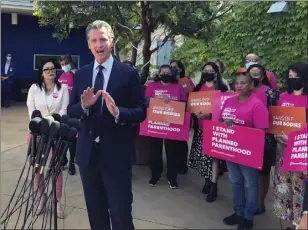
[86,62,94,88]
[106,60,121,94]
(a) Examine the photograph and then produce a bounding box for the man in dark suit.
[68,20,146,230]
[1,53,16,107]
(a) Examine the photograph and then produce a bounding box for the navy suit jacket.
[2,62,16,84]
[68,59,147,171]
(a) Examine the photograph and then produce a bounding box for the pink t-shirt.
[197,84,215,129]
[219,95,269,129]
[58,72,74,96]
[145,81,187,101]
[278,92,308,109]
[253,85,269,106]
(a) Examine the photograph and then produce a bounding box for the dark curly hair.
[37,59,62,92]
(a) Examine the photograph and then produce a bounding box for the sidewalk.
[0,105,281,229]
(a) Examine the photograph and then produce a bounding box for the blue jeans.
[226,161,259,220]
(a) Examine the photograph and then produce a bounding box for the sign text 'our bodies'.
[152,106,180,117]
[273,115,301,128]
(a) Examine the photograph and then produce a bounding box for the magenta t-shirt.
[278,92,308,109]
[197,84,215,129]
[219,95,269,129]
[58,72,74,96]
[145,81,187,101]
[253,85,269,106]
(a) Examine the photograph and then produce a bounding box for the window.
[156,40,174,66]
[33,54,80,70]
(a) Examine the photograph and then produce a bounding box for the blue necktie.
[92,65,104,115]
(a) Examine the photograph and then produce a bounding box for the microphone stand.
[52,166,57,230]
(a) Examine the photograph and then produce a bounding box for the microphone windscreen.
[40,116,54,135]
[29,117,42,134]
[59,123,70,140]
[48,121,60,139]
[31,110,42,119]
[68,127,78,142]
[60,115,70,124]
[67,118,80,131]
[52,113,61,122]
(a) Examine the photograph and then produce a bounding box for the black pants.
[80,143,134,230]
[176,141,188,173]
[149,137,179,181]
[69,138,76,162]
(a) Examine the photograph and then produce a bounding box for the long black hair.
[194,62,228,92]
[153,64,179,84]
[170,60,186,78]
[247,63,272,88]
[287,62,308,95]
[37,59,62,92]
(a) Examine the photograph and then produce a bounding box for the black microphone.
[31,110,42,119]
[60,115,70,124]
[52,113,61,122]
[67,118,81,131]
[29,117,42,135]
[27,117,42,166]
[56,127,78,171]
[35,116,54,170]
[39,121,60,174]
[49,123,70,169]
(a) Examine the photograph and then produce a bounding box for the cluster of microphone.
[27,110,80,175]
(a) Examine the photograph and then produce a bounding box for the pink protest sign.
[282,124,308,172]
[202,120,265,169]
[139,112,191,141]
[212,92,237,121]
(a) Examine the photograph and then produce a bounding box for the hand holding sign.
[156,95,171,103]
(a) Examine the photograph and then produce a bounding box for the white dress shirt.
[85,55,118,142]
[4,62,10,75]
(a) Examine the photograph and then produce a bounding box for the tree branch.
[149,32,174,54]
[208,5,233,22]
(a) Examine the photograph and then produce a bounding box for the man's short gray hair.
[86,20,115,42]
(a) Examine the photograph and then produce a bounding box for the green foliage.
[173,1,308,86]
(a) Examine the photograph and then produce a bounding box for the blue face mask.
[245,61,258,69]
[62,64,72,73]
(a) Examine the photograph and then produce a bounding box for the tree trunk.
[131,40,138,66]
[141,29,151,85]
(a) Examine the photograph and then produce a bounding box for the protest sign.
[140,112,191,141]
[267,106,306,135]
[202,120,265,169]
[148,98,186,125]
[282,125,308,172]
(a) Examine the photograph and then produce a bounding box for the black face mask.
[288,78,304,91]
[252,78,261,86]
[160,74,172,83]
[202,73,215,82]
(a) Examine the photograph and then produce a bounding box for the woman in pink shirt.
[273,62,308,228]
[188,62,228,202]
[248,64,280,215]
[220,72,269,230]
[145,64,187,189]
[58,54,77,175]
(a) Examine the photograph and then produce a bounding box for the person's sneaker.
[149,177,160,187]
[223,213,243,226]
[237,218,253,230]
[168,180,178,189]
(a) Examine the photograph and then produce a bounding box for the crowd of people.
[22,19,307,230]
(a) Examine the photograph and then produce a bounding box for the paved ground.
[1,104,282,229]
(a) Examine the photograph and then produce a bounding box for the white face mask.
[6,56,11,61]
[61,64,72,73]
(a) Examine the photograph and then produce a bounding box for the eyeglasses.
[43,67,56,74]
